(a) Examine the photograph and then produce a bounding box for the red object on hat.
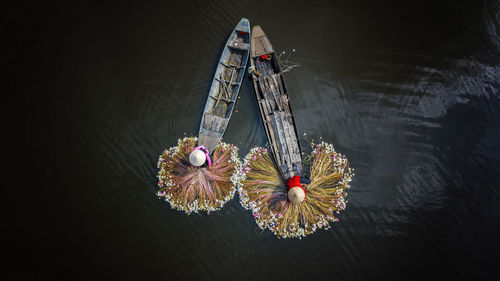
[261,54,267,60]
[287,175,307,195]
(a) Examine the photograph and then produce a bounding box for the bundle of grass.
[157,137,241,214]
[238,142,354,238]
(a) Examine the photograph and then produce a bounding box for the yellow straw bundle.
[238,142,354,238]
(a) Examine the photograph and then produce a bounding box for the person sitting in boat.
[189,146,212,167]
[286,175,311,204]
[248,65,260,76]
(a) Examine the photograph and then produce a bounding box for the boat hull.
[198,18,251,153]
[249,25,303,180]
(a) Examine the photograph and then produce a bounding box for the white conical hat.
[189,150,206,167]
[288,186,306,204]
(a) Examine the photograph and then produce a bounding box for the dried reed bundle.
[238,142,354,238]
[157,137,240,214]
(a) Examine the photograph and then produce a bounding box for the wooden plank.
[277,112,294,176]
[258,76,275,113]
[269,114,282,164]
[272,113,291,171]
[220,61,243,69]
[269,76,283,111]
[284,115,297,159]
[209,96,233,103]
[203,113,228,133]
[258,99,281,167]
[226,68,236,98]
[199,130,220,153]
[276,74,285,96]
[282,113,301,163]
[228,41,250,51]
[228,49,243,66]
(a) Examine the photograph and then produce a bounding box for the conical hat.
[189,150,206,167]
[288,187,305,204]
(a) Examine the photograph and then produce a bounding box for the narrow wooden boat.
[198,18,250,153]
[249,25,303,180]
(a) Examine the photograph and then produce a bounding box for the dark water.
[11,0,500,280]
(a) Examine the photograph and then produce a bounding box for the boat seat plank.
[279,74,287,94]
[203,113,228,134]
[198,132,220,153]
[228,41,250,51]
[235,28,249,33]
[220,62,243,69]
[209,96,234,103]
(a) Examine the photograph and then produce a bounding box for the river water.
[14,0,500,280]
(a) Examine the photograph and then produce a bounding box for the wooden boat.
[249,25,303,180]
[198,18,250,153]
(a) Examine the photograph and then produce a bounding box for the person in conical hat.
[238,144,353,238]
[157,137,240,214]
[287,175,307,204]
[189,146,212,167]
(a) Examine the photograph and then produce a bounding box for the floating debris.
[278,50,300,73]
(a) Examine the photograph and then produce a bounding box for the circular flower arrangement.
[237,142,354,238]
[157,137,241,214]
